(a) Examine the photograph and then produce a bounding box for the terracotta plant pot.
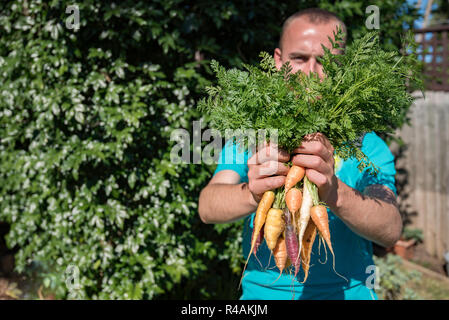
[393,239,416,260]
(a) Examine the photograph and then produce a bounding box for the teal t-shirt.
[213,132,396,300]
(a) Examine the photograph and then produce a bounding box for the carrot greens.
[198,29,422,173]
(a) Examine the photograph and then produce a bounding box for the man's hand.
[290,132,402,247]
[247,143,290,204]
[291,133,338,205]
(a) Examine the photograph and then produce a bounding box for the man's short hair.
[279,8,347,49]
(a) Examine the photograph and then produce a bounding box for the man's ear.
[273,48,283,71]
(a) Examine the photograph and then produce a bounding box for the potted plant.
[393,227,423,260]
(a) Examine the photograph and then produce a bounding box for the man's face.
[274,18,343,79]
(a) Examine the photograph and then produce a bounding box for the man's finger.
[292,137,334,162]
[291,154,332,175]
[251,176,286,194]
[256,161,290,178]
[248,144,290,165]
[305,168,327,188]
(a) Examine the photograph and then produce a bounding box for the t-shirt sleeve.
[213,140,250,183]
[356,132,397,196]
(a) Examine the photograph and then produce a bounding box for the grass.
[407,276,449,300]
[410,259,434,270]
[375,253,449,300]
[400,261,449,300]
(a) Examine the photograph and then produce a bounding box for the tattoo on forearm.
[362,184,398,207]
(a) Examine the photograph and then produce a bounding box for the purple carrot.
[283,208,301,278]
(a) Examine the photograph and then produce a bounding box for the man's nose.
[304,58,320,76]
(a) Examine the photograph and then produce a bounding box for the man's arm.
[324,178,402,248]
[198,170,258,224]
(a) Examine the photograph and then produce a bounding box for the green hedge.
[0,0,418,299]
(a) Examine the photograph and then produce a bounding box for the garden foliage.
[0,0,419,299]
[374,254,422,300]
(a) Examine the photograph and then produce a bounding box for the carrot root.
[239,190,275,289]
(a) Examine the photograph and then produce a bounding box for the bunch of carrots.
[241,163,339,286]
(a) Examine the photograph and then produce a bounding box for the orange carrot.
[310,205,333,256]
[300,220,317,283]
[284,165,305,193]
[270,236,288,285]
[264,208,285,251]
[310,204,348,283]
[249,191,275,252]
[285,187,302,227]
[273,236,288,274]
[239,190,275,288]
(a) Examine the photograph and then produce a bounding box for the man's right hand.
[199,142,290,224]
[247,143,291,204]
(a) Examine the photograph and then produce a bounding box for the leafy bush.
[374,254,421,300]
[0,0,419,299]
[402,227,424,243]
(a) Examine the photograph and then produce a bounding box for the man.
[198,8,402,300]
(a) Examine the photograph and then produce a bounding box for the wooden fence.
[394,91,449,260]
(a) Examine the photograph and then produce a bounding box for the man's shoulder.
[361,131,394,160]
[362,131,384,147]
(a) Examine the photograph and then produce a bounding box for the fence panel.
[395,91,449,259]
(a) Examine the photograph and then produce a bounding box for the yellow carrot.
[239,190,275,288]
[264,208,285,251]
[251,191,275,253]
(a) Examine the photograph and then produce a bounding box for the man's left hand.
[291,132,338,205]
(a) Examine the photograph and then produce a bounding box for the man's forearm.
[199,183,258,224]
[325,178,402,248]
